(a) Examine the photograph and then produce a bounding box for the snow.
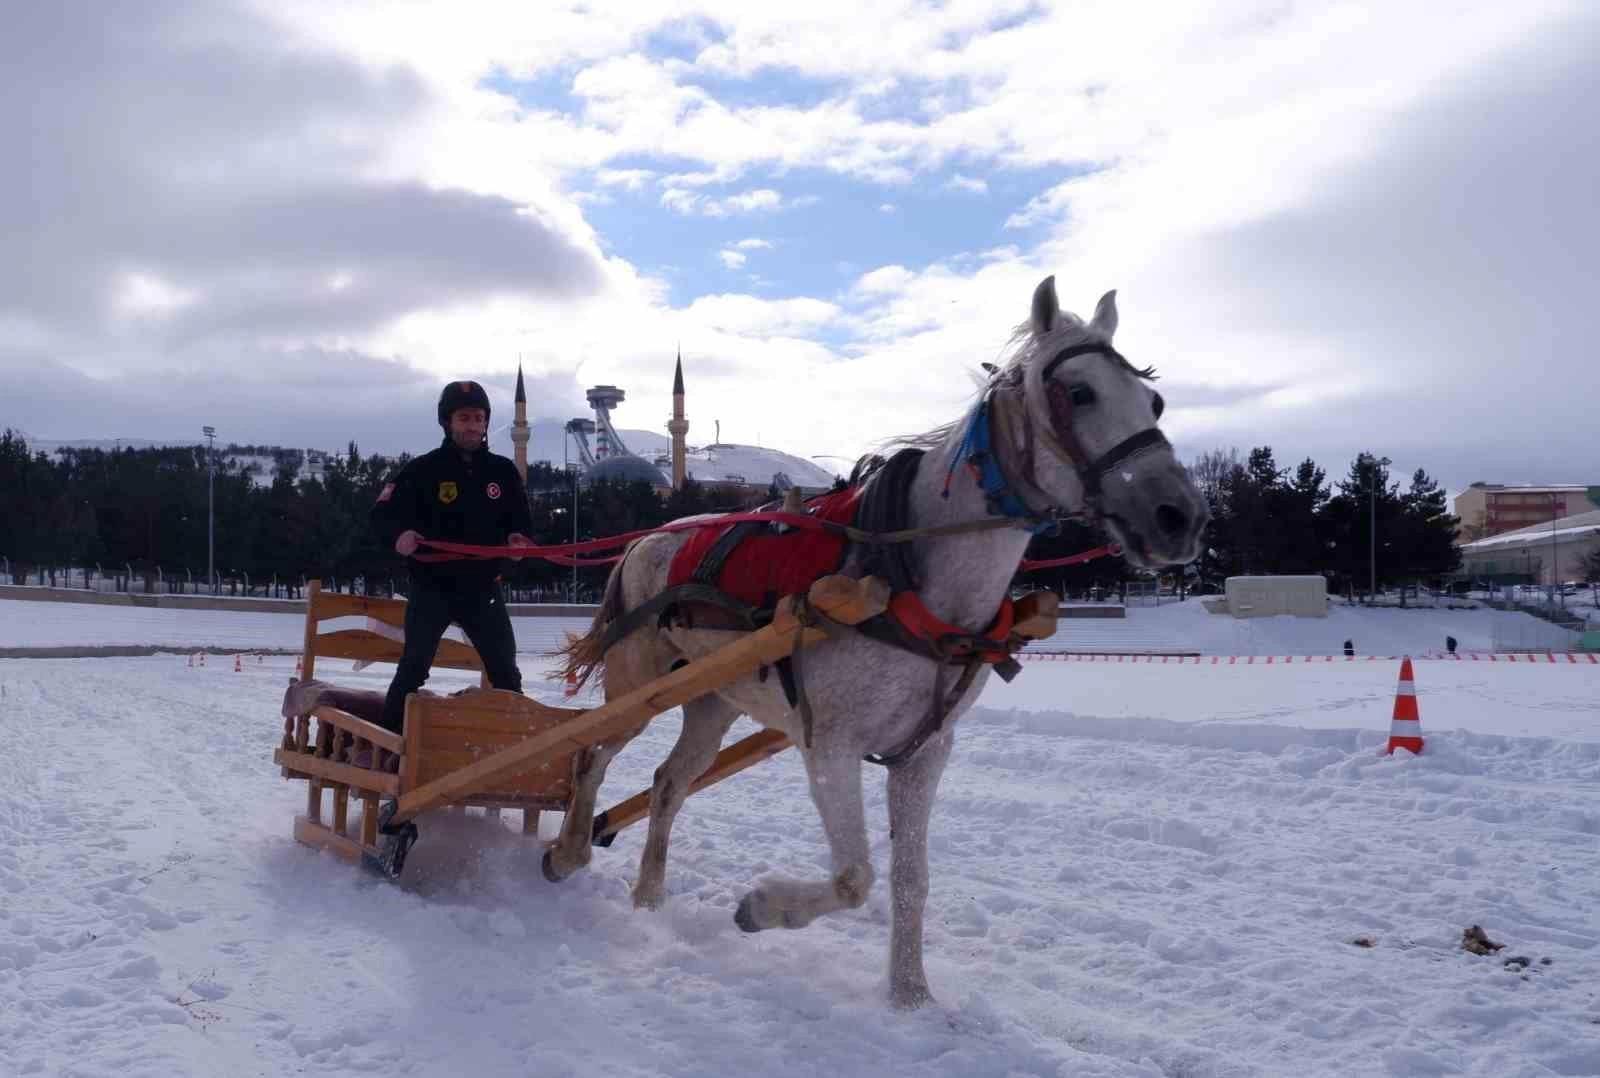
[3,601,1599,1077]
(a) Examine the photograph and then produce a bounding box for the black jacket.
[371,439,534,587]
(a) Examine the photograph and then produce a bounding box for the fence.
[0,558,598,605]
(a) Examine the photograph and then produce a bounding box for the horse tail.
[554,552,629,690]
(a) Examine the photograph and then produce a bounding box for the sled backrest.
[300,578,486,684]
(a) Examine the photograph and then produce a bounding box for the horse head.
[1002,276,1208,568]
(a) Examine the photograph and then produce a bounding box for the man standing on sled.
[370,380,535,734]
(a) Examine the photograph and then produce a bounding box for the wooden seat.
[276,579,585,864]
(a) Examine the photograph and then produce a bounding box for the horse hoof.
[541,850,568,884]
[734,894,761,933]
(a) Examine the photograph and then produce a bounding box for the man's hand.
[507,533,534,550]
[395,530,423,556]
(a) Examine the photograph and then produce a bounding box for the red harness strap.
[887,591,1016,661]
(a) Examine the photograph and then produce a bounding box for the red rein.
[414,518,1118,573]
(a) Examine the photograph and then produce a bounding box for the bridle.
[954,340,1171,533]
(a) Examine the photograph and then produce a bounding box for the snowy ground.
[3,606,1599,1077]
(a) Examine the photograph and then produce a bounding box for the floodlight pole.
[203,425,216,595]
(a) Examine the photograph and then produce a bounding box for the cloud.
[660,186,786,217]
[0,0,607,388]
[718,249,747,269]
[945,175,988,194]
[595,168,655,190]
[3,0,1593,496]
[4,351,587,461]
[732,238,773,250]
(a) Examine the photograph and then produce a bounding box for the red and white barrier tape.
[1018,651,1598,665]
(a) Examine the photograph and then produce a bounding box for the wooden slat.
[307,588,409,626]
[413,762,570,798]
[332,786,349,835]
[392,575,887,824]
[302,580,321,683]
[309,705,405,754]
[523,809,540,835]
[294,816,367,862]
[360,794,379,847]
[273,749,401,796]
[594,729,792,843]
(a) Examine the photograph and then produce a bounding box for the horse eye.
[1069,384,1096,407]
[1151,391,1165,419]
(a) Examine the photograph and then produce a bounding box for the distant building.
[1452,483,1599,541]
[1458,508,1600,585]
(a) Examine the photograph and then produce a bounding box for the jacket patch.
[438,481,459,505]
[376,483,395,504]
[486,482,502,500]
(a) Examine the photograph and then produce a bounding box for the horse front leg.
[632,696,739,909]
[884,729,954,1009]
[735,747,873,933]
[543,740,624,882]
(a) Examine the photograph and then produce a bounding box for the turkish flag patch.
[486,482,502,500]
[376,483,395,503]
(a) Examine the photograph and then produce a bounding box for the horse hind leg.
[734,748,873,934]
[631,694,740,909]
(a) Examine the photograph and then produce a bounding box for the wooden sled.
[275,574,917,876]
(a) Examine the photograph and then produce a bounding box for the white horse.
[555,277,1207,1007]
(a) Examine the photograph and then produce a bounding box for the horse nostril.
[1156,504,1188,538]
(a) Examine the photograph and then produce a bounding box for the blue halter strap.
[942,395,1060,535]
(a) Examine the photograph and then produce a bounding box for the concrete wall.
[1224,576,1329,618]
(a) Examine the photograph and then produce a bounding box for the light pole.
[202,425,216,595]
[1550,491,1561,606]
[1360,453,1391,602]
[564,427,579,602]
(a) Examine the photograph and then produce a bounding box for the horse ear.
[1089,289,1119,338]
[1030,276,1059,335]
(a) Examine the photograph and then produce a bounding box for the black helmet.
[437,380,491,427]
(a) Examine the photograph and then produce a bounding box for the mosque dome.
[582,455,669,488]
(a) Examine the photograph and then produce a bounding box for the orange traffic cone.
[199,652,206,667]
[295,654,303,677]
[1385,658,1424,754]
[234,654,243,673]
[563,670,578,698]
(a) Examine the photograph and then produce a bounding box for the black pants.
[380,578,522,733]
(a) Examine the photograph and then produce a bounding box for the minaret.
[511,363,530,482]
[667,350,689,490]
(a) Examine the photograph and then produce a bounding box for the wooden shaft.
[593,729,792,843]
[1011,590,1060,640]
[392,575,886,825]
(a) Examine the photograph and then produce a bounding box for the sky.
[1,0,1595,494]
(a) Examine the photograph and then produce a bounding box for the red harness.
[669,487,1017,663]
[668,487,862,605]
